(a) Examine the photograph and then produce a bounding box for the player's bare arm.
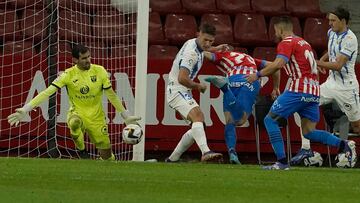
[178,68,206,93]
[245,57,286,83]
[316,54,348,71]
[207,44,230,52]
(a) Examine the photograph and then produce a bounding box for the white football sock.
[191,122,210,154]
[168,129,194,161]
[301,131,311,150]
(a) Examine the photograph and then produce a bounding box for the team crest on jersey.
[90,75,97,82]
[80,85,90,94]
[344,103,352,111]
[101,125,108,135]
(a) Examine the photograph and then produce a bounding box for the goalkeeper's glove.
[121,110,141,125]
[7,104,32,127]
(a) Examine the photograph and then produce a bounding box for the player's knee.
[188,108,204,122]
[69,116,82,131]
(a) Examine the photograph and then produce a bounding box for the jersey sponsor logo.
[90,75,97,82]
[187,59,194,67]
[80,85,90,94]
[343,102,352,111]
[300,96,319,103]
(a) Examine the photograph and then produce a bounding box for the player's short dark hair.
[199,23,216,36]
[72,44,89,59]
[273,16,293,30]
[330,7,350,24]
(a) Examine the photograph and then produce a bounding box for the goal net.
[0,0,148,161]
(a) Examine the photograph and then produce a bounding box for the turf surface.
[0,157,359,203]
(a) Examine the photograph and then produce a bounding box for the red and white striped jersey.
[277,36,320,96]
[212,51,263,77]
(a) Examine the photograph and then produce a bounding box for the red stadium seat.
[110,44,136,58]
[56,41,72,53]
[286,0,324,18]
[148,45,179,60]
[303,18,329,51]
[182,0,218,15]
[0,0,6,9]
[268,16,302,43]
[0,9,21,41]
[164,14,197,45]
[8,0,45,8]
[252,47,277,61]
[150,0,184,14]
[234,47,248,54]
[59,0,111,13]
[83,41,109,58]
[58,10,91,42]
[2,40,34,54]
[252,0,288,16]
[93,10,128,44]
[22,9,49,42]
[201,14,233,45]
[216,0,251,14]
[148,12,168,45]
[233,13,269,46]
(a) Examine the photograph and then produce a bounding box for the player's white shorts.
[320,82,360,122]
[167,91,199,119]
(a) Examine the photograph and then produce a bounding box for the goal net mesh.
[0,0,140,160]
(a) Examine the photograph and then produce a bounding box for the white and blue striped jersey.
[167,38,204,101]
[326,28,359,90]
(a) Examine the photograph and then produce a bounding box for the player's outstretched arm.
[207,44,230,52]
[104,88,141,125]
[316,54,348,71]
[246,58,286,83]
[7,85,58,127]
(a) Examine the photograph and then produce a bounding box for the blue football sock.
[264,115,286,161]
[303,130,341,147]
[224,123,236,151]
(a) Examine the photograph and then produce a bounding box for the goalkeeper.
[7,44,141,160]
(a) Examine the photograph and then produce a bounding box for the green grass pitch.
[0,157,359,203]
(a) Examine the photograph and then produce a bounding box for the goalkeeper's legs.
[68,115,85,151]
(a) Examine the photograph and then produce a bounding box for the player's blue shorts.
[223,74,260,118]
[270,90,320,122]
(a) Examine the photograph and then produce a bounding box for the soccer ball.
[122,124,143,145]
[335,153,357,168]
[303,151,323,167]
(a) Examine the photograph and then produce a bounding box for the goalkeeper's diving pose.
[7,44,141,160]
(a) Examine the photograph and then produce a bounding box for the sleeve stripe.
[180,66,191,72]
[51,83,61,89]
[276,54,289,63]
[103,85,112,90]
[340,51,351,59]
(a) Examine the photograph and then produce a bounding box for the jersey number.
[229,52,255,65]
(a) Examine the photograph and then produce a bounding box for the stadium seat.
[2,40,34,54]
[286,0,324,18]
[110,44,136,58]
[182,0,218,15]
[58,10,91,42]
[164,14,197,45]
[268,16,302,43]
[201,14,233,45]
[83,41,109,58]
[216,0,251,14]
[56,41,72,53]
[93,10,128,44]
[303,18,329,51]
[59,0,111,13]
[252,0,288,16]
[234,47,248,54]
[150,0,184,14]
[253,47,277,61]
[22,9,49,42]
[0,9,21,41]
[233,13,269,46]
[8,0,45,8]
[148,12,168,45]
[148,45,179,60]
[0,0,6,9]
